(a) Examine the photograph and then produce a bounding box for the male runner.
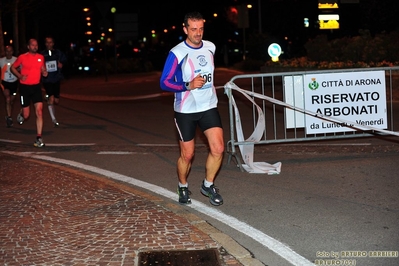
[0,45,18,127]
[11,38,48,147]
[40,36,67,127]
[160,11,224,206]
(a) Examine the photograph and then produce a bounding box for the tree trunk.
[0,2,5,56]
[13,0,20,55]
[19,9,26,53]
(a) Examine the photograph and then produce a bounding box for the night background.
[1,0,398,73]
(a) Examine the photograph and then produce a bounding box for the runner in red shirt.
[11,38,48,147]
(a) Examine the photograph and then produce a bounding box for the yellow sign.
[319,20,339,29]
[318,3,339,9]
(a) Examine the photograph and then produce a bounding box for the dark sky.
[88,0,398,34]
[85,0,238,35]
[2,0,398,52]
[21,0,237,49]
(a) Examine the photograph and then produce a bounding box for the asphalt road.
[1,69,398,266]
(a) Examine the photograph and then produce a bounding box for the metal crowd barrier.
[224,66,399,171]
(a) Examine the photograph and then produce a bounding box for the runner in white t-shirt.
[160,11,224,206]
[0,45,18,127]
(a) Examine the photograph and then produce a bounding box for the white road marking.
[287,143,371,146]
[136,143,206,147]
[0,138,96,146]
[0,139,21,143]
[2,151,314,266]
[61,92,173,102]
[97,151,147,155]
[45,143,96,146]
[136,143,178,147]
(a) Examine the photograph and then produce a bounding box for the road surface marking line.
[287,143,371,146]
[97,151,148,155]
[0,139,21,143]
[136,143,206,147]
[45,143,96,146]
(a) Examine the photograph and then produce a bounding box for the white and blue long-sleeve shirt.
[160,40,217,113]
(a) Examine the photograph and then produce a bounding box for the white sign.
[304,71,387,134]
[268,43,281,58]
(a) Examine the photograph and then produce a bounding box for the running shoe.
[34,138,45,148]
[17,112,24,125]
[6,116,13,127]
[177,186,192,205]
[201,182,223,206]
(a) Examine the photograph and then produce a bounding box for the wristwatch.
[185,82,190,90]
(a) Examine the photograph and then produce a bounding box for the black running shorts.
[19,83,43,107]
[174,107,223,142]
[1,80,18,95]
[43,81,61,98]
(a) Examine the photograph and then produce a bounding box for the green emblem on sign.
[308,78,319,90]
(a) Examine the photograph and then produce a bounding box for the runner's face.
[28,40,38,53]
[45,38,54,50]
[184,19,204,47]
[5,47,13,58]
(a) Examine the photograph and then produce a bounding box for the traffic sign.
[268,43,282,58]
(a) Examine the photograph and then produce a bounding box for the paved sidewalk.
[0,153,253,266]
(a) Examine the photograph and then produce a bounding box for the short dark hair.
[183,12,203,28]
[28,38,37,45]
[45,35,54,41]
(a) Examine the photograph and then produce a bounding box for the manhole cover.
[138,248,221,266]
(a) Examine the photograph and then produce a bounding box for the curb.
[28,157,265,266]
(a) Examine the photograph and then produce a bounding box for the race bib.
[199,71,213,90]
[46,60,58,72]
[4,63,17,82]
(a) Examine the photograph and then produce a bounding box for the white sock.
[179,182,188,188]
[48,105,56,121]
[203,179,213,187]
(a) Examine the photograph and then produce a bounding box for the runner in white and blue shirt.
[160,40,217,113]
[160,11,224,207]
